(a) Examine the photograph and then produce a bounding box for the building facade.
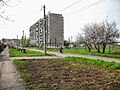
[29,13,64,48]
[5,39,20,48]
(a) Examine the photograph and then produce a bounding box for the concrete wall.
[47,13,64,47]
[29,13,64,48]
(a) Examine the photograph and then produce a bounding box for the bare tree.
[0,0,10,7]
[100,20,120,53]
[76,19,120,53]
[75,33,84,45]
[0,0,11,20]
[76,32,92,52]
[0,0,21,21]
[84,23,102,53]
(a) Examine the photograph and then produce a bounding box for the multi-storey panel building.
[29,13,64,48]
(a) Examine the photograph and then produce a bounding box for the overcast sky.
[0,0,120,41]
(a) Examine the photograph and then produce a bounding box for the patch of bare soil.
[19,59,120,90]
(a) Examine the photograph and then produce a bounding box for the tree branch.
[1,0,12,7]
[0,14,14,22]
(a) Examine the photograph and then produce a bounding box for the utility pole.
[71,36,73,43]
[22,30,24,48]
[38,21,40,47]
[25,35,26,47]
[17,35,18,49]
[43,5,47,55]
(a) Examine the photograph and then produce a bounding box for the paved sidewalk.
[0,47,26,90]
[25,48,120,63]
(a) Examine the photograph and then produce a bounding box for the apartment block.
[29,13,64,48]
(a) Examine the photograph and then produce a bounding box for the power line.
[59,0,83,12]
[65,0,106,17]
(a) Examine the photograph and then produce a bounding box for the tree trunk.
[85,44,87,51]
[88,48,91,52]
[102,43,106,53]
[85,43,91,52]
[108,44,111,54]
[94,43,101,53]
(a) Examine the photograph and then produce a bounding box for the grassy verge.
[9,48,54,57]
[14,57,120,89]
[39,47,120,59]
[64,57,120,70]
[64,48,120,59]
[29,46,120,59]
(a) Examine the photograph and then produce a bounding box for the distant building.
[5,39,20,47]
[29,13,64,48]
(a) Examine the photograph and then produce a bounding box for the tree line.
[76,19,120,53]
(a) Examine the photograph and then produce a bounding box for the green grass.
[64,57,120,70]
[21,46,120,58]
[13,59,26,65]
[41,47,120,59]
[64,48,120,59]
[9,48,54,57]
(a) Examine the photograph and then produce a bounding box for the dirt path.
[0,47,26,90]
